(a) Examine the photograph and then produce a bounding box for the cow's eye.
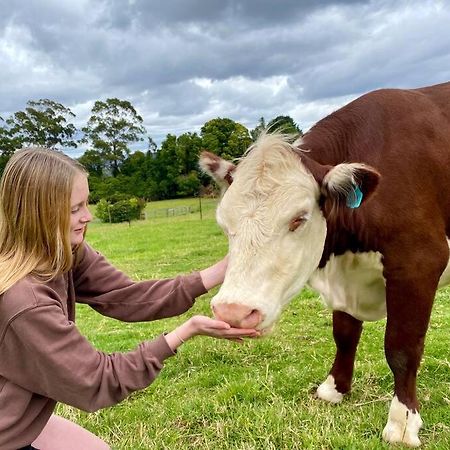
[288,215,307,232]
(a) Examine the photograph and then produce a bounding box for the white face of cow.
[201,135,327,332]
[200,133,380,332]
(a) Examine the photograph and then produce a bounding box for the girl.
[0,148,258,450]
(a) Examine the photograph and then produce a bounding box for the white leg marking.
[382,396,423,447]
[316,375,344,403]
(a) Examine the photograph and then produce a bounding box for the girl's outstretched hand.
[165,315,260,350]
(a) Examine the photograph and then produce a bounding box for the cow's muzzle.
[212,303,263,329]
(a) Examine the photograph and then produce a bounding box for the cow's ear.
[199,150,236,190]
[322,163,380,208]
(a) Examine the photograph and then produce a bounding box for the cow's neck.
[319,222,371,268]
[301,105,385,268]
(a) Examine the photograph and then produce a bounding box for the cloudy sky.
[1,0,450,157]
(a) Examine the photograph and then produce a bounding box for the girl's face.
[70,173,92,246]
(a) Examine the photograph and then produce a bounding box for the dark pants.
[18,446,39,450]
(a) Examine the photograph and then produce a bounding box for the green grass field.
[58,199,450,449]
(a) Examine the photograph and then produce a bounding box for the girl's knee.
[32,415,110,450]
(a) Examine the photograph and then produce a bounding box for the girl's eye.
[71,207,80,214]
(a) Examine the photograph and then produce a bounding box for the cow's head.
[200,133,380,332]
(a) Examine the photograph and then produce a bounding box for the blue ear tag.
[346,185,363,208]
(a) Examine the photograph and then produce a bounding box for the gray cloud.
[1,0,449,155]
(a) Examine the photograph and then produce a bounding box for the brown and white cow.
[200,81,450,447]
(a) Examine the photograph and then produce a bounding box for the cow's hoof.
[382,396,423,447]
[316,375,344,403]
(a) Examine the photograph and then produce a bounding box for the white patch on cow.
[308,251,387,322]
[308,239,450,322]
[316,375,344,403]
[210,134,327,330]
[382,396,423,447]
[437,239,450,287]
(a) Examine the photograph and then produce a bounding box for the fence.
[143,198,218,220]
[91,198,218,223]
[144,205,194,219]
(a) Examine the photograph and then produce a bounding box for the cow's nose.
[212,303,262,329]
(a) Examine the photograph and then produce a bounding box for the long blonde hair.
[0,147,87,295]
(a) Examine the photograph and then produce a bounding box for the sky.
[1,0,450,157]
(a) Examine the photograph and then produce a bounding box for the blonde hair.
[0,147,87,295]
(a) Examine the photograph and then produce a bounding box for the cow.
[199,81,450,447]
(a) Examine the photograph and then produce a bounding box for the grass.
[58,199,450,449]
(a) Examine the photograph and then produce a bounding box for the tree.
[149,134,180,199]
[82,98,146,175]
[78,149,104,177]
[120,151,151,199]
[175,132,203,175]
[148,132,203,199]
[147,136,158,154]
[6,99,78,149]
[0,116,22,174]
[250,116,266,141]
[173,132,202,197]
[266,115,302,136]
[201,118,252,160]
[121,150,147,177]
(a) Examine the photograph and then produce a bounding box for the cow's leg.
[382,290,432,447]
[317,310,363,403]
[381,243,447,447]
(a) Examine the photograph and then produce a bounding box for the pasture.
[58,199,450,449]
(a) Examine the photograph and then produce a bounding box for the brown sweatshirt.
[0,243,207,449]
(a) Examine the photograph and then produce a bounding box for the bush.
[95,197,146,223]
[176,171,201,197]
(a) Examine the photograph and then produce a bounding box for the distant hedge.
[96,197,146,223]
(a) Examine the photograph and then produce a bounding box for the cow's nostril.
[243,309,262,329]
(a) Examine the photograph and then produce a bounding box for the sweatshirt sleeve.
[73,243,207,322]
[0,297,175,412]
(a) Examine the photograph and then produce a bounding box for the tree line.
[0,98,302,202]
